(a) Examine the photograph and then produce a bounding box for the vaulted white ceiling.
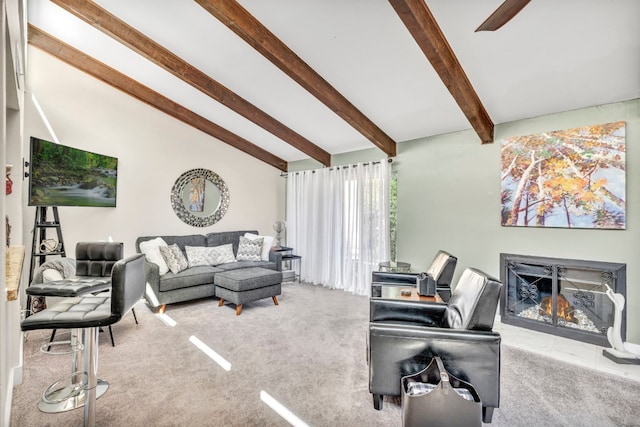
[27,0,640,169]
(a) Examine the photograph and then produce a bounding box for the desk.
[379,286,443,304]
[6,245,26,301]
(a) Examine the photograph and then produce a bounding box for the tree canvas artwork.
[501,121,625,229]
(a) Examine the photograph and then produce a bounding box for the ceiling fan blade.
[475,0,531,32]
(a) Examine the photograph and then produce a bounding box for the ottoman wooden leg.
[218,299,225,307]
[272,296,279,306]
[236,304,243,316]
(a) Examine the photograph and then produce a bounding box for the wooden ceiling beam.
[195,0,397,158]
[28,25,288,171]
[51,0,330,166]
[389,0,494,143]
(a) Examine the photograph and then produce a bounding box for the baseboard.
[2,364,20,427]
[12,363,22,386]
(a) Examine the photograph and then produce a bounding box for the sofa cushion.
[160,244,189,274]
[216,260,276,271]
[206,230,258,256]
[155,235,207,252]
[159,265,222,292]
[236,236,263,262]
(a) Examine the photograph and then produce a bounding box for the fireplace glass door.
[500,254,626,346]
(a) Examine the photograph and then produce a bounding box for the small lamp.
[273,221,286,247]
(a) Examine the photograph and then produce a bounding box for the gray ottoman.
[214,267,282,315]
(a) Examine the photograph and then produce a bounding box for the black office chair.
[22,254,146,426]
[372,250,457,301]
[368,267,502,423]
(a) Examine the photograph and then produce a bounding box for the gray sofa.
[135,230,282,312]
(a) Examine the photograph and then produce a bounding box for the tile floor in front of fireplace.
[494,318,640,382]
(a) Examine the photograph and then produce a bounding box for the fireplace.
[499,254,626,346]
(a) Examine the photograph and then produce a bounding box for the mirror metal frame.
[170,168,229,227]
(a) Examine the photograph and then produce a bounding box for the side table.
[378,286,443,304]
[274,247,302,282]
[378,261,411,273]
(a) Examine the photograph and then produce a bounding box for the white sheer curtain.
[286,160,390,296]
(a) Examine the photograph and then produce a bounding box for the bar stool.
[21,254,145,427]
[25,242,122,413]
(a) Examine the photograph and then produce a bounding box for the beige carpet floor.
[10,281,640,426]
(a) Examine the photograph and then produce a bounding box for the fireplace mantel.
[499,253,626,347]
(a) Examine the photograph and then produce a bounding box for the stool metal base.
[38,378,109,413]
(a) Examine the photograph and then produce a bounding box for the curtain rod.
[280,158,393,177]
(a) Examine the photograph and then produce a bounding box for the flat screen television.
[28,137,118,207]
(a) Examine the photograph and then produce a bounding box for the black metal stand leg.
[108,326,115,347]
[132,308,138,324]
[46,329,57,352]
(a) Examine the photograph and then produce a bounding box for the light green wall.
[287,100,640,342]
[397,99,640,342]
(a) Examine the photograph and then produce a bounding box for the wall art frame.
[171,168,229,227]
[501,121,625,229]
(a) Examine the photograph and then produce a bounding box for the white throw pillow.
[139,237,170,275]
[244,233,274,261]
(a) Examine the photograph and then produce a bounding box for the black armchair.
[368,267,502,423]
[372,250,457,301]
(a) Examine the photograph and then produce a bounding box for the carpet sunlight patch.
[189,335,231,371]
[260,390,310,427]
[155,313,177,327]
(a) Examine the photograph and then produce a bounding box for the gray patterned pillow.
[159,244,189,274]
[236,236,263,262]
[210,244,236,265]
[185,246,217,267]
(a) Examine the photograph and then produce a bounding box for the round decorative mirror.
[170,168,230,227]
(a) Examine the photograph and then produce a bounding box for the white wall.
[2,0,26,423]
[23,47,286,258]
[396,99,640,342]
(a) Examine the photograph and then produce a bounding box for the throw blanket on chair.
[30,258,76,286]
[29,258,76,314]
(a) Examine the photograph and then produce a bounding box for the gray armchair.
[368,267,502,423]
[372,250,457,301]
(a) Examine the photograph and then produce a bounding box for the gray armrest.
[142,260,161,307]
[268,250,283,271]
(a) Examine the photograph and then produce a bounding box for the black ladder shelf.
[27,206,66,314]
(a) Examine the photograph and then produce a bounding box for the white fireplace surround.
[494,317,640,382]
